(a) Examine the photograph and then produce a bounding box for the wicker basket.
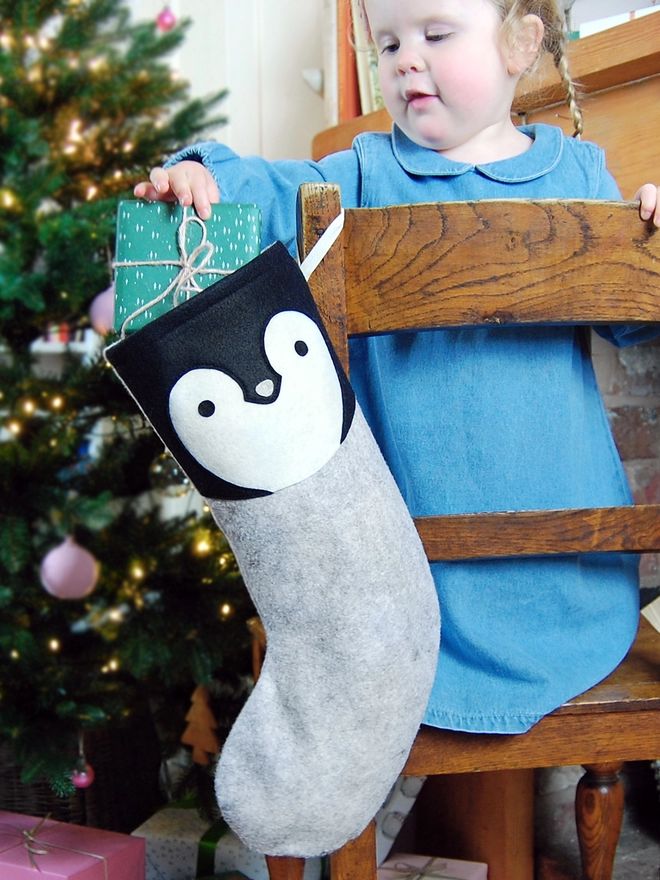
[0,712,164,833]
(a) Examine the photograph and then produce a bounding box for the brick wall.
[592,330,660,588]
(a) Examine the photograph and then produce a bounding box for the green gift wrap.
[113,200,262,334]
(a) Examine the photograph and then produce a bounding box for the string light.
[0,189,16,209]
[195,538,212,555]
[51,396,63,410]
[88,57,106,73]
[219,603,233,619]
[7,420,21,436]
[68,119,83,141]
[21,400,36,415]
[107,608,124,623]
[63,120,84,155]
[86,185,98,200]
[131,563,145,580]
[10,650,19,660]
[101,658,120,673]
[49,639,61,652]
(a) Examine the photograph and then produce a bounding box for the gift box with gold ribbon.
[0,810,145,879]
[113,200,261,335]
[378,853,488,880]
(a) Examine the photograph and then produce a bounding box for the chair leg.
[265,856,306,879]
[575,762,624,880]
[329,820,378,880]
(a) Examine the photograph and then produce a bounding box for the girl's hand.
[133,161,220,220]
[635,183,660,227]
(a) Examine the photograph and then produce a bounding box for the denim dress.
[173,124,658,732]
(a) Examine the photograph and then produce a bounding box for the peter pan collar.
[391,123,564,182]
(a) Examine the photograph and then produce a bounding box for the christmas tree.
[0,0,255,801]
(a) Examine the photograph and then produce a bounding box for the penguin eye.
[198,400,216,418]
[295,340,309,356]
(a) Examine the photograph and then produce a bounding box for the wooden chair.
[262,183,660,880]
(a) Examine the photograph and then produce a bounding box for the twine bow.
[387,858,463,879]
[0,816,109,878]
[114,208,235,337]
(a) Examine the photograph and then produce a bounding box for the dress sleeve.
[165,141,361,256]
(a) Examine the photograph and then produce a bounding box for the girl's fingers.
[134,164,220,217]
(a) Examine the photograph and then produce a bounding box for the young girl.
[135,0,660,734]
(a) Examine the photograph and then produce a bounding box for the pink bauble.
[72,763,95,788]
[89,284,115,335]
[40,536,99,600]
[156,6,177,31]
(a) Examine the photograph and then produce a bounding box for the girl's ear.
[507,14,545,75]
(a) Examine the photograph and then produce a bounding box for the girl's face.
[365,0,527,158]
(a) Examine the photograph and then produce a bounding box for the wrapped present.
[378,853,488,880]
[132,807,321,880]
[113,201,261,334]
[0,810,145,879]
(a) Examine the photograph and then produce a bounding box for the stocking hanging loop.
[299,210,345,281]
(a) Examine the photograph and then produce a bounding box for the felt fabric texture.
[105,242,440,857]
[209,405,439,857]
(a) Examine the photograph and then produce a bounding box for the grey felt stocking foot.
[105,241,440,858]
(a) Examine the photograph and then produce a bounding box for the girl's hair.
[356,0,583,138]
[492,0,583,138]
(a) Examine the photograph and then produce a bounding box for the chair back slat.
[296,183,660,562]
[342,200,660,335]
[415,504,660,561]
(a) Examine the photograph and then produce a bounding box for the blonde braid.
[495,0,583,138]
[551,33,583,138]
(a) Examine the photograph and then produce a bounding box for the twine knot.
[114,208,235,337]
[388,858,462,879]
[0,816,109,878]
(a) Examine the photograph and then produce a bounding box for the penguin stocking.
[105,239,440,858]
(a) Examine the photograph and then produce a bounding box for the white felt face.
[168,310,344,493]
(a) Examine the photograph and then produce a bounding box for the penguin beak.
[255,379,276,400]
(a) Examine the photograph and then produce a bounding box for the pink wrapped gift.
[378,853,488,880]
[0,811,145,879]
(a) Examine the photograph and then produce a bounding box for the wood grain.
[329,822,378,880]
[341,200,660,334]
[414,504,660,561]
[576,764,624,880]
[264,856,306,880]
[296,183,349,369]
